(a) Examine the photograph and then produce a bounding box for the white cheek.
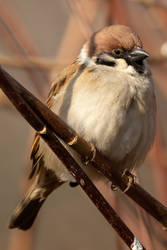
[78,44,95,67]
[114,58,137,76]
[78,45,136,76]
[116,58,128,69]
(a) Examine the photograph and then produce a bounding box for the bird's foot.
[110,170,135,192]
[110,183,119,191]
[121,170,136,192]
[81,143,96,166]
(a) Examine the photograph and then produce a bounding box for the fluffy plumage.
[9,25,156,230]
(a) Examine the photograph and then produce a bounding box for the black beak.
[126,48,149,73]
[128,48,149,63]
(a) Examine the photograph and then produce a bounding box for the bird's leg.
[81,142,96,165]
[69,143,96,188]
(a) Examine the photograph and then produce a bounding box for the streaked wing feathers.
[30,60,79,178]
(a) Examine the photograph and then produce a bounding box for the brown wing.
[29,61,79,179]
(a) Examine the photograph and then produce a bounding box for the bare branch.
[132,0,167,9]
[0,67,145,249]
[0,0,49,95]
[0,55,68,70]
[65,0,93,38]
[0,67,167,231]
[0,67,167,230]
[149,56,167,64]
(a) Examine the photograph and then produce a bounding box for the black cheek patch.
[96,58,116,67]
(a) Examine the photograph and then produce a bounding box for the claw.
[110,183,119,191]
[81,143,96,165]
[121,170,136,193]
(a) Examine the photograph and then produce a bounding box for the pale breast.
[64,67,156,172]
[40,65,156,179]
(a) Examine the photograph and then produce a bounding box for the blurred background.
[0,0,167,249]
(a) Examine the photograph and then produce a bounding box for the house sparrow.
[9,25,156,230]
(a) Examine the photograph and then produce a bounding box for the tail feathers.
[9,168,63,230]
[9,197,44,230]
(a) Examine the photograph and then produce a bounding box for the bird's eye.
[113,48,123,57]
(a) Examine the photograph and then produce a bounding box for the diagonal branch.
[0,67,145,249]
[133,0,167,9]
[0,54,67,70]
[0,67,167,231]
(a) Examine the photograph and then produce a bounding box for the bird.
[9,25,156,230]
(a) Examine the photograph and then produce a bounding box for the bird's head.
[78,25,149,74]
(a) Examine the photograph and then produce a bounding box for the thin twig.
[132,0,167,9]
[149,56,167,64]
[65,0,93,38]
[0,67,145,249]
[0,55,68,70]
[0,0,49,95]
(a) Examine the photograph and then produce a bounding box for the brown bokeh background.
[0,0,167,250]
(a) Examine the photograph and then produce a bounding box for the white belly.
[39,67,156,180]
